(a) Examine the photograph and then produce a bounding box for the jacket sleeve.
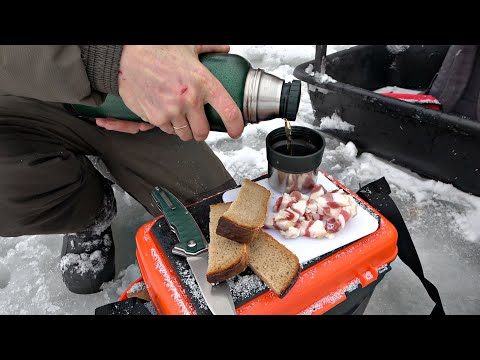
[0,45,123,105]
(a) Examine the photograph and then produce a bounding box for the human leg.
[0,97,117,293]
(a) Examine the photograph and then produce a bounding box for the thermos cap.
[279,80,302,121]
[244,69,302,124]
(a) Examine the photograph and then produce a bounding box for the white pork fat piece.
[264,185,358,239]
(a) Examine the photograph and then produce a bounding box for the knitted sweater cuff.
[80,45,124,96]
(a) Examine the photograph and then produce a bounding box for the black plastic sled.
[294,45,480,196]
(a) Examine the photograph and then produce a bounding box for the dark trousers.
[0,96,236,236]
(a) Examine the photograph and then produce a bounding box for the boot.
[60,179,117,294]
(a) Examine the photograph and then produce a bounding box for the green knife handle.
[151,188,207,256]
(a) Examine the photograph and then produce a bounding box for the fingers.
[186,107,211,141]
[139,123,156,131]
[171,117,193,141]
[136,101,178,136]
[158,123,175,135]
[96,118,155,134]
[204,74,244,139]
[195,45,230,54]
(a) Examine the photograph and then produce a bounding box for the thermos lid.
[266,126,325,174]
[279,80,302,121]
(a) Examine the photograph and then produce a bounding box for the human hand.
[96,118,155,134]
[117,45,244,141]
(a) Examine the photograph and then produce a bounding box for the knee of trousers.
[0,153,114,237]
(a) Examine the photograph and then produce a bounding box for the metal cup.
[266,126,325,194]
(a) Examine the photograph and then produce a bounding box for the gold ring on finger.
[172,124,188,130]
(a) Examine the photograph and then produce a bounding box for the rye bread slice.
[206,203,249,283]
[216,179,271,244]
[248,230,300,298]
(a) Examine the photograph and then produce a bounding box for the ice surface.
[1,45,478,315]
[0,185,148,315]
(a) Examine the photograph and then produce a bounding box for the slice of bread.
[206,203,249,284]
[216,179,271,244]
[248,230,300,298]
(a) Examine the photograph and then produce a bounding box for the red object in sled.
[380,93,441,110]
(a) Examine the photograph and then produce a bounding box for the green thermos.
[71,53,302,132]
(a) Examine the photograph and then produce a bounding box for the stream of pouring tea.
[284,118,293,155]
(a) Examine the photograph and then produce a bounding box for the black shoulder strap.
[357,177,445,315]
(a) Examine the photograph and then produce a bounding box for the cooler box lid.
[134,173,398,315]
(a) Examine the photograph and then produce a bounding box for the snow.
[387,45,410,54]
[304,64,337,83]
[60,251,107,276]
[1,45,479,315]
[144,301,157,315]
[375,86,422,94]
[150,247,194,315]
[126,281,146,295]
[227,274,268,302]
[314,73,337,84]
[299,278,361,315]
[318,113,355,132]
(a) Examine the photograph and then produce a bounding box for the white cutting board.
[222,175,379,265]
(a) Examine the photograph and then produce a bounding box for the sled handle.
[315,45,328,75]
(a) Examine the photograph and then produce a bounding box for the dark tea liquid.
[272,139,318,156]
[284,118,293,155]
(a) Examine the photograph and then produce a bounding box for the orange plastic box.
[121,174,398,315]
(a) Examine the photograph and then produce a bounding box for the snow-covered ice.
[0,45,479,315]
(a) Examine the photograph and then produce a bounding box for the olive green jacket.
[0,45,123,105]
